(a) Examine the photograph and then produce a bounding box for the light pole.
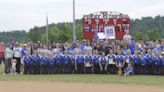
[46,13,49,46]
[73,0,76,42]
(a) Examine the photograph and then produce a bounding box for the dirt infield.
[0,81,163,92]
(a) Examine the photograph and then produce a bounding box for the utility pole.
[73,0,76,42]
[46,13,49,46]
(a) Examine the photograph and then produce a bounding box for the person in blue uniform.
[21,44,29,74]
[153,52,161,75]
[52,54,57,74]
[24,55,31,74]
[160,52,164,75]
[48,55,55,74]
[139,52,147,74]
[93,50,100,74]
[132,50,140,75]
[75,51,84,74]
[146,49,154,75]
[115,50,125,75]
[124,63,134,76]
[124,50,133,68]
[30,54,35,74]
[70,53,75,73]
[105,49,116,74]
[40,55,44,74]
[37,54,42,74]
[40,55,49,74]
[55,53,63,74]
[99,52,107,74]
[31,52,40,74]
[63,51,71,74]
[84,50,93,74]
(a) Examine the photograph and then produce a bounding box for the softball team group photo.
[1,35,164,76]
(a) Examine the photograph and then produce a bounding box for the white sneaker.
[20,72,23,75]
[3,73,6,75]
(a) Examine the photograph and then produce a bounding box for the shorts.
[0,58,5,64]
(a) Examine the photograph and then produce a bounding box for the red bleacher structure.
[82,11,130,40]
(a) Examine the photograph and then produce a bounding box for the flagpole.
[46,13,49,46]
[73,0,76,42]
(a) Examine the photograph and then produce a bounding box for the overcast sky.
[0,0,164,31]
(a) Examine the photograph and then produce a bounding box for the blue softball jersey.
[115,55,124,65]
[76,55,84,64]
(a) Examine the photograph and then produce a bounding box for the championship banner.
[104,26,115,39]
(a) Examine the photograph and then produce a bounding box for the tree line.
[0,16,164,43]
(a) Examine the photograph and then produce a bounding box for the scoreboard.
[82,11,130,40]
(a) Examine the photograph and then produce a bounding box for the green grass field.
[0,64,164,86]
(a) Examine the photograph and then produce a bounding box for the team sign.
[82,11,130,40]
[104,26,115,39]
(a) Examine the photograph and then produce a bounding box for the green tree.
[28,27,42,43]
[63,23,72,41]
[58,30,69,42]
[134,31,147,41]
[76,24,83,41]
[146,29,160,41]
